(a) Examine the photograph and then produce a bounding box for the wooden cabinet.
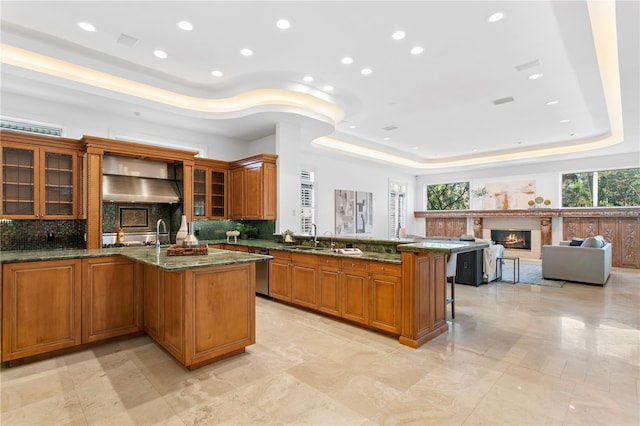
[277,252,402,334]
[82,257,142,343]
[142,262,254,369]
[193,158,228,219]
[0,131,82,219]
[269,250,292,301]
[341,260,370,325]
[317,257,341,316]
[290,253,318,309]
[2,260,82,361]
[369,263,402,334]
[229,154,277,220]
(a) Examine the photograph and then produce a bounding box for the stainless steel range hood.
[102,155,181,204]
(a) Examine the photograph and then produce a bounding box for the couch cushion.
[581,236,606,248]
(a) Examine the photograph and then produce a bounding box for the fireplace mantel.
[414,209,561,219]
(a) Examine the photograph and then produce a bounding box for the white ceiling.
[1,1,638,172]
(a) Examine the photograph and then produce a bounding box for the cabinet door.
[2,146,37,218]
[244,165,262,219]
[318,265,341,316]
[229,167,245,219]
[40,149,76,218]
[262,161,277,220]
[193,168,207,218]
[210,169,226,218]
[291,254,318,309]
[341,266,369,325]
[163,270,185,362]
[269,252,291,301]
[2,260,81,361]
[82,257,142,343]
[370,272,402,333]
[143,264,162,341]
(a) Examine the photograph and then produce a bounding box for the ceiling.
[1,1,638,172]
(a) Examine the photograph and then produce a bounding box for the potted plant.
[235,223,258,239]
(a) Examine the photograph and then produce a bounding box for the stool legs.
[446,276,455,319]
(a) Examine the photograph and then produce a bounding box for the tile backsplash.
[1,219,86,251]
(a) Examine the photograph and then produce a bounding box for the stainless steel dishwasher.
[248,247,270,296]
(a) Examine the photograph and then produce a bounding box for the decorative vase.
[183,222,199,246]
[176,215,188,245]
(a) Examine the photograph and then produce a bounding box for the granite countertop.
[396,240,489,255]
[0,246,271,271]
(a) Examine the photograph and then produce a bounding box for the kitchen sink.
[289,246,326,251]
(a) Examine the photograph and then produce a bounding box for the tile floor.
[1,265,639,425]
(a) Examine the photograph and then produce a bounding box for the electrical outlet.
[47,231,55,241]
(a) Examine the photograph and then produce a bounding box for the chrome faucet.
[312,223,318,247]
[156,219,167,251]
[323,230,335,251]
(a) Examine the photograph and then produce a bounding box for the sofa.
[542,238,612,285]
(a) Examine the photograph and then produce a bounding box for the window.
[300,170,315,235]
[562,168,640,207]
[389,181,407,238]
[426,181,470,210]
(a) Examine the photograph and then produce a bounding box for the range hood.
[102,155,181,204]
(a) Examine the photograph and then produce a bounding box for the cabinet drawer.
[316,256,341,267]
[269,250,291,261]
[368,262,401,276]
[341,259,368,271]
[291,253,317,265]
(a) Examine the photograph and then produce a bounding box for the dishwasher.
[247,247,270,296]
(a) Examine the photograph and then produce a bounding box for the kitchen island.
[1,247,270,369]
[397,240,489,347]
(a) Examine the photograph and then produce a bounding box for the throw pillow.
[569,238,584,246]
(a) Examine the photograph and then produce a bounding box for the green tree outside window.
[426,182,469,210]
[562,168,640,207]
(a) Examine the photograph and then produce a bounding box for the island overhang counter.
[396,240,489,348]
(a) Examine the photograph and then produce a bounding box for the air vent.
[515,59,542,71]
[117,33,139,47]
[382,125,398,131]
[493,97,515,105]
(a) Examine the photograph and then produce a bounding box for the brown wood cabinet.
[229,154,277,220]
[271,251,402,335]
[2,260,82,361]
[269,250,292,302]
[193,158,228,219]
[142,262,255,369]
[0,131,83,219]
[81,257,142,343]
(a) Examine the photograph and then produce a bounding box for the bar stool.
[446,253,457,318]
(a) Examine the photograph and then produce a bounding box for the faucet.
[156,219,167,251]
[323,230,335,251]
[312,223,318,247]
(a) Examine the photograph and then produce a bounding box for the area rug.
[499,261,565,288]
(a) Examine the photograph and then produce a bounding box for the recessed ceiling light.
[77,22,96,32]
[488,12,505,23]
[177,21,193,31]
[154,50,168,59]
[361,68,373,75]
[528,73,544,80]
[211,70,224,77]
[412,146,419,150]
[560,119,571,123]
[410,46,424,55]
[341,56,354,65]
[546,100,559,105]
[349,125,356,129]
[276,19,291,30]
[391,30,406,40]
[133,111,141,117]
[383,137,391,141]
[303,76,314,82]
[240,48,253,57]
[570,133,577,137]
[323,85,334,91]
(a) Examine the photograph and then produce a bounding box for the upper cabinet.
[229,154,277,220]
[1,131,83,219]
[193,158,229,219]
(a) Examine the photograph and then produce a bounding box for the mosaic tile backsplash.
[194,219,275,241]
[1,219,86,251]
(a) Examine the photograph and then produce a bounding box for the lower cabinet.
[271,253,402,335]
[268,250,292,301]
[82,257,142,343]
[2,259,82,361]
[142,262,255,369]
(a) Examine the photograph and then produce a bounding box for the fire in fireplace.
[491,229,532,250]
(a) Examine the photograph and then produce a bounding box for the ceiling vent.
[117,33,139,48]
[493,97,515,105]
[382,125,398,131]
[515,59,542,71]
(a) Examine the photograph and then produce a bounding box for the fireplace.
[491,229,532,250]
